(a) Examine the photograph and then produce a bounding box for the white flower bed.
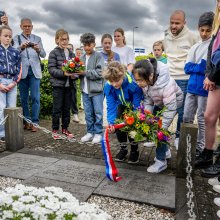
[0,184,110,220]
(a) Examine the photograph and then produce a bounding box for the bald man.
[163,10,199,148]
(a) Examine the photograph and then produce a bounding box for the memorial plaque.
[35,159,105,188]
[0,153,58,179]
[94,168,175,210]
[24,176,94,202]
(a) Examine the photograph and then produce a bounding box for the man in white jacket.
[163,10,199,148]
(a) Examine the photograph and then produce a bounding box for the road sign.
[134,48,145,53]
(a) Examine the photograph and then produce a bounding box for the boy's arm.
[48,51,65,78]
[184,59,206,75]
[13,52,22,83]
[132,85,143,109]
[86,54,104,80]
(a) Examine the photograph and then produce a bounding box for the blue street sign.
[134,48,145,53]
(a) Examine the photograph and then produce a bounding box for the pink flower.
[139,113,146,121]
[157,131,164,141]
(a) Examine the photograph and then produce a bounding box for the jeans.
[156,143,168,161]
[19,67,40,124]
[82,92,103,134]
[115,104,138,152]
[70,81,78,114]
[52,86,72,130]
[0,78,17,137]
[176,80,188,138]
[183,93,207,151]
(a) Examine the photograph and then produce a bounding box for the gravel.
[0,176,22,191]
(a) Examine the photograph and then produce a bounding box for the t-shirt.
[82,55,90,94]
[100,51,120,67]
[112,46,135,66]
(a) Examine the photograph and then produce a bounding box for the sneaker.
[217,210,220,218]
[128,151,139,164]
[92,134,102,144]
[0,137,5,143]
[143,142,156,147]
[208,177,220,186]
[52,130,62,140]
[81,133,93,142]
[154,149,172,161]
[214,198,220,206]
[147,159,167,173]
[72,114,80,123]
[62,129,74,138]
[174,138,179,150]
[213,185,220,194]
[115,148,128,162]
[24,123,31,130]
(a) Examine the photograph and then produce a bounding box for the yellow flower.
[142,124,150,134]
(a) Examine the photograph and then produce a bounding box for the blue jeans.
[82,92,103,134]
[156,143,168,161]
[176,80,188,138]
[19,67,40,124]
[0,78,17,137]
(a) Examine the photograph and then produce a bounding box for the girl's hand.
[0,83,9,93]
[64,72,73,76]
[107,125,115,133]
[6,82,16,91]
[203,77,216,91]
[76,70,86,75]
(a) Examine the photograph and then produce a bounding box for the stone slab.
[0,153,58,179]
[94,168,175,210]
[35,159,105,188]
[23,176,94,202]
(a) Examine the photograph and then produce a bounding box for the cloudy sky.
[3,0,216,56]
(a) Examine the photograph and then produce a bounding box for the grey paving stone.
[94,168,175,210]
[0,153,58,179]
[35,159,105,188]
[23,176,94,202]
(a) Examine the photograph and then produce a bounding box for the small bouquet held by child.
[115,103,171,146]
[62,57,85,78]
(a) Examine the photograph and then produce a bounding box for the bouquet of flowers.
[62,57,85,77]
[115,103,171,145]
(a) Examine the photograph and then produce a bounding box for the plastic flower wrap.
[62,57,85,77]
[115,102,171,145]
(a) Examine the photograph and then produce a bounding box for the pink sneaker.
[52,130,62,140]
[62,129,74,138]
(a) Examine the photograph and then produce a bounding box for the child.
[152,41,167,64]
[112,28,135,72]
[183,11,214,156]
[0,26,21,142]
[48,29,75,139]
[133,58,183,173]
[77,33,104,144]
[75,48,83,58]
[103,61,143,163]
[100,33,120,67]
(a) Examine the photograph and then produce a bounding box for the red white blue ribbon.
[101,123,126,182]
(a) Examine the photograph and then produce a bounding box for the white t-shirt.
[82,55,90,94]
[112,45,135,66]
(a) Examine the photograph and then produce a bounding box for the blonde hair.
[103,61,126,81]
[114,28,126,45]
[55,29,69,45]
[213,1,220,35]
[153,40,164,51]
[0,25,12,35]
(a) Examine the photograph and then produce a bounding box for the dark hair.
[133,58,157,83]
[101,33,113,43]
[198,11,215,28]
[80,33,95,44]
[114,27,126,45]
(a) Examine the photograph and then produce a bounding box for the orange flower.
[79,61,84,65]
[144,109,151,114]
[69,62,75,68]
[125,116,135,125]
[158,118,162,128]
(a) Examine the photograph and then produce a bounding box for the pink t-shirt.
[212,29,220,54]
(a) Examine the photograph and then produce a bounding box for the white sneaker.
[217,210,220,218]
[154,149,172,161]
[214,185,220,194]
[92,134,102,144]
[214,198,220,206]
[174,138,179,150]
[143,142,156,147]
[147,159,167,173]
[208,177,220,186]
[72,114,80,123]
[81,133,93,142]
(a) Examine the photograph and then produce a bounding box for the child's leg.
[52,87,64,130]
[196,96,207,151]
[62,87,71,129]
[0,79,7,138]
[156,143,167,161]
[82,92,95,134]
[6,80,17,108]
[183,93,197,124]
[92,93,104,135]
